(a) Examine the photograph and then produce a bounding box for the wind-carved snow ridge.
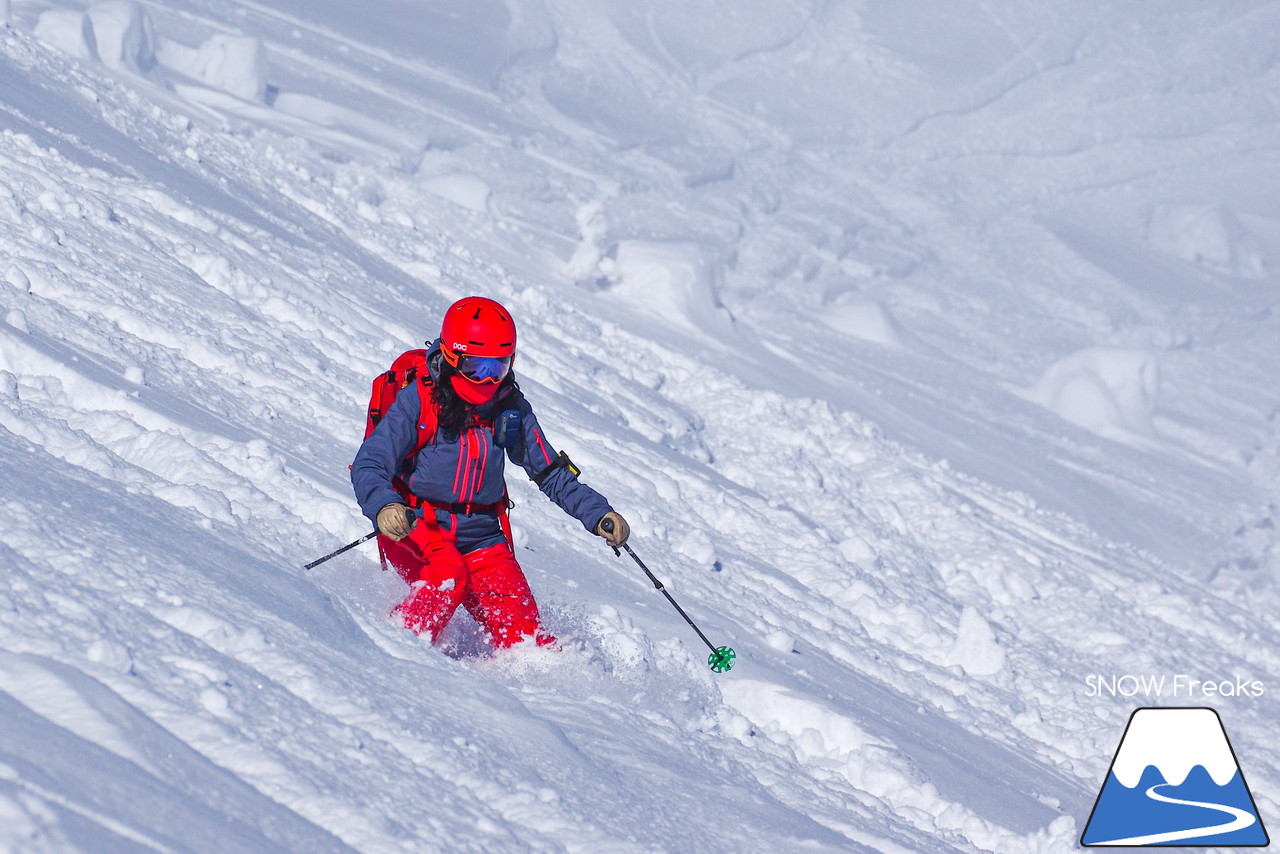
[27,0,425,169]
[599,239,732,335]
[1016,348,1161,442]
[819,296,908,350]
[1147,204,1268,279]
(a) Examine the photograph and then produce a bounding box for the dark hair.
[431,354,516,439]
[432,358,468,439]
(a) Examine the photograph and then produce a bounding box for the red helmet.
[439,296,517,359]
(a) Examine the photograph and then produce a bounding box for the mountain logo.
[1081,707,1269,847]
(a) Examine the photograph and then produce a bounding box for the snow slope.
[2,1,1279,851]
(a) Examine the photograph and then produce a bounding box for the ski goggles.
[443,349,512,384]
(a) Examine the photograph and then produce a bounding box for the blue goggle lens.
[456,354,511,383]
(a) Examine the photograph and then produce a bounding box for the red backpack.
[364,348,437,484]
[363,349,513,562]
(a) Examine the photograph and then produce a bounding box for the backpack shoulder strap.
[406,374,438,461]
[389,376,437,511]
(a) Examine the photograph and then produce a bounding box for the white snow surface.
[1,1,1279,852]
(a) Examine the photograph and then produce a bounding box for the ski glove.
[377,503,416,541]
[595,511,630,548]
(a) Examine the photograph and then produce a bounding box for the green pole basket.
[708,646,736,673]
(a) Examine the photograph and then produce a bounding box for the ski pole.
[601,519,735,673]
[304,531,377,570]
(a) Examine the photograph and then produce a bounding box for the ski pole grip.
[601,518,621,555]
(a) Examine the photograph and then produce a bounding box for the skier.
[351,296,629,648]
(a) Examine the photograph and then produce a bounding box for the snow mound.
[721,679,885,786]
[819,296,907,348]
[601,240,726,333]
[941,606,1005,677]
[34,1,158,76]
[166,33,269,103]
[86,1,156,74]
[1017,348,1160,440]
[420,173,491,213]
[28,3,421,169]
[33,9,98,62]
[1148,203,1267,278]
[563,200,608,284]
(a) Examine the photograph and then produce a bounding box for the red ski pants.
[378,521,552,649]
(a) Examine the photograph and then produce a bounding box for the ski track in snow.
[2,1,1280,852]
